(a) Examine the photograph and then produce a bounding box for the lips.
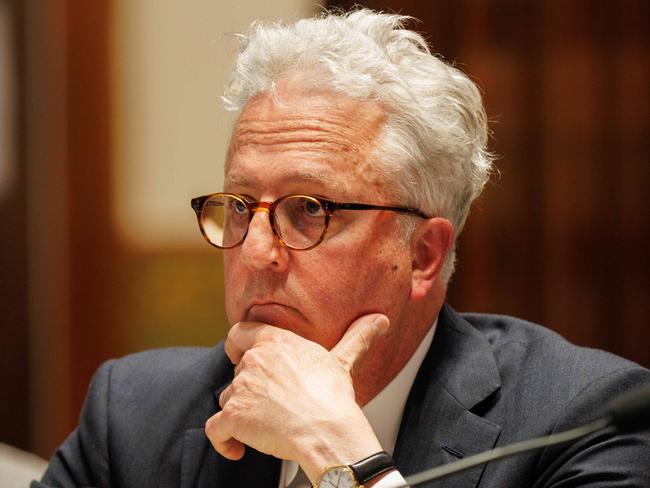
[245,302,307,328]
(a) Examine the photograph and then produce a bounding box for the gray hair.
[222,8,493,283]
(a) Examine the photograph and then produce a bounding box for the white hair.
[222,8,494,283]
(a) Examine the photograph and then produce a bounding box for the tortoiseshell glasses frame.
[191,192,430,251]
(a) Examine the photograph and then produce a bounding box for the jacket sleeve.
[533,366,650,488]
[32,360,115,488]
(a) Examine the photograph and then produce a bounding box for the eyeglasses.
[191,192,430,251]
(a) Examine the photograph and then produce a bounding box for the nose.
[239,208,288,271]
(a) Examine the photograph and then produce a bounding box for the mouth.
[245,302,308,328]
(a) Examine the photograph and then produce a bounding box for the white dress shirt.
[279,322,437,487]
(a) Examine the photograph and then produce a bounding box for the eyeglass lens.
[199,194,327,249]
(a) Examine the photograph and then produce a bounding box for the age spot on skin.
[391,265,398,272]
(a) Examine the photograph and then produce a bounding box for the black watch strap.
[349,451,396,484]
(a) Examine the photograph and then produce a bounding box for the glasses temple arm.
[335,202,430,219]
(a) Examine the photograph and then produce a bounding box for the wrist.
[301,439,383,482]
[297,410,382,482]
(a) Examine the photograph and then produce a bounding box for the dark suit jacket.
[34,305,650,487]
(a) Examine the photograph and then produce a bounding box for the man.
[35,9,650,488]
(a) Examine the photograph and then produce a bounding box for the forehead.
[225,85,389,197]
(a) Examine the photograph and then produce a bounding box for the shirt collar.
[361,320,436,455]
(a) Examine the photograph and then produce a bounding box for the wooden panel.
[330,0,650,367]
[0,0,28,450]
[22,0,72,458]
[18,0,252,458]
[65,0,118,421]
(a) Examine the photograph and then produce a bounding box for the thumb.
[330,313,390,373]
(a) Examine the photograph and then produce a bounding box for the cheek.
[303,245,411,344]
[347,242,413,315]
[349,254,410,309]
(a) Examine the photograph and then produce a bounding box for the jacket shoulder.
[460,311,644,378]
[102,343,231,425]
[108,343,230,393]
[41,343,231,487]
[457,310,650,428]
[452,310,650,486]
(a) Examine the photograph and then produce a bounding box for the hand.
[204,313,390,482]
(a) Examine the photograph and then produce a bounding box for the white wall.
[111,0,323,249]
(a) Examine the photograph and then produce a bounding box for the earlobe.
[410,218,454,301]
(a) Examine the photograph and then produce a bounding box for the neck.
[352,287,445,405]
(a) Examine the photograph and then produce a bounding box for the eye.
[302,199,324,217]
[230,199,248,215]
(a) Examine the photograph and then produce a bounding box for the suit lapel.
[393,305,502,487]
[180,376,281,488]
[180,428,214,488]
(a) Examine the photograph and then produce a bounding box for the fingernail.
[373,315,390,334]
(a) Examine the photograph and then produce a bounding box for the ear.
[410,218,454,301]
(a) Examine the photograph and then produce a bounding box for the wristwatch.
[315,451,395,487]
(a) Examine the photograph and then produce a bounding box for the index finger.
[224,321,276,364]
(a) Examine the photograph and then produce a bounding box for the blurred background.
[1,0,648,461]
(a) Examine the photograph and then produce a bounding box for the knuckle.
[240,349,260,368]
[204,415,217,433]
[221,401,238,419]
[230,377,242,393]
[229,375,252,397]
[233,362,242,376]
[218,390,228,407]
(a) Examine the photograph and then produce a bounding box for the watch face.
[319,466,358,488]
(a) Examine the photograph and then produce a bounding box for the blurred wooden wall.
[332,0,650,367]
[6,0,227,457]
[0,0,29,453]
